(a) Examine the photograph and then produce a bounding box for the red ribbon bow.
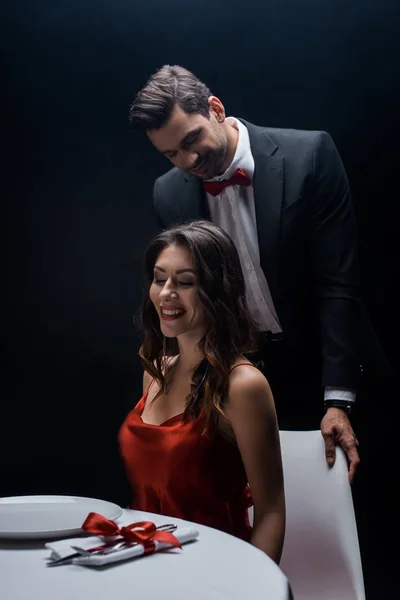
[203,168,251,196]
[82,512,181,554]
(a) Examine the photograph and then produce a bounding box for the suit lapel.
[178,173,210,221]
[242,120,284,303]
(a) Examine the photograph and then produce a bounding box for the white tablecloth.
[1,509,290,600]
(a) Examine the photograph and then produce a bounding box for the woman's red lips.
[160,307,186,321]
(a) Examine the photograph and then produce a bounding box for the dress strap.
[146,378,155,393]
[229,362,258,374]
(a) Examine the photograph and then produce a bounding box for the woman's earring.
[163,336,167,394]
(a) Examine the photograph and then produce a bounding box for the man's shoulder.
[267,126,326,143]
[153,166,192,224]
[154,166,185,190]
[242,119,330,152]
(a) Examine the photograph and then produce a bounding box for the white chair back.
[249,430,365,600]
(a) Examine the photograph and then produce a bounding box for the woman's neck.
[175,333,204,375]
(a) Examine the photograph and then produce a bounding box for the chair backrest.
[249,430,365,600]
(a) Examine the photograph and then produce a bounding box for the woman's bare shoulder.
[228,361,273,411]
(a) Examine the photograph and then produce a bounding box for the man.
[129,65,386,482]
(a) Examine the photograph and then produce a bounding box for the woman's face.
[149,244,206,340]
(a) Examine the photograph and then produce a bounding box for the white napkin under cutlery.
[46,526,199,567]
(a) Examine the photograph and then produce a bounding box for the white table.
[1,509,291,600]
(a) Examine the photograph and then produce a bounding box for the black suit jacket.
[153,120,388,390]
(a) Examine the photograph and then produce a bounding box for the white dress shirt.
[206,118,281,333]
[205,117,355,403]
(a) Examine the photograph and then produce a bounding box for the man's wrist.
[324,399,353,415]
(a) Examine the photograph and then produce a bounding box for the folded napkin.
[45,512,199,567]
[46,534,116,561]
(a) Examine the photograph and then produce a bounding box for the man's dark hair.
[129,65,211,131]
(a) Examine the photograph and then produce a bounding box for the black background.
[2,2,399,597]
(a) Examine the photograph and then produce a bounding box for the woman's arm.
[225,366,285,564]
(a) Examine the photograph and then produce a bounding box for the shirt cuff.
[324,387,356,402]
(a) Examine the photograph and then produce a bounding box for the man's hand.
[320,407,360,483]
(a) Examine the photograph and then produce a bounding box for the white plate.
[0,495,123,539]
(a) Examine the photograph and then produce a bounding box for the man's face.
[147,99,229,180]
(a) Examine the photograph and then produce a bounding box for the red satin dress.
[118,365,253,541]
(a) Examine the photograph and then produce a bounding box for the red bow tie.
[203,168,251,196]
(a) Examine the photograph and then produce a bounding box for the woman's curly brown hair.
[139,220,261,429]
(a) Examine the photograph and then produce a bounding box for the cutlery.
[47,523,177,566]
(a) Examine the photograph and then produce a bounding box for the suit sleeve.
[310,132,361,389]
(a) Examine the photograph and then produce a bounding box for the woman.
[118,220,285,563]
